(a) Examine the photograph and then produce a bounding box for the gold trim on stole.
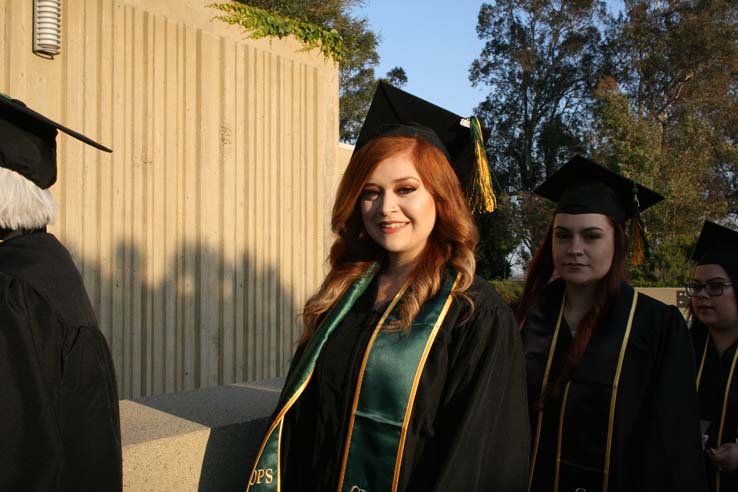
[246,375,314,491]
[554,382,572,492]
[697,334,709,390]
[716,343,738,491]
[276,421,283,492]
[336,277,414,491]
[602,292,638,492]
[246,264,380,492]
[530,290,638,492]
[528,295,566,492]
[391,274,461,491]
[696,331,738,491]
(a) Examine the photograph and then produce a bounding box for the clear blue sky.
[352,1,624,117]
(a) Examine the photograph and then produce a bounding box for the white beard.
[0,167,56,230]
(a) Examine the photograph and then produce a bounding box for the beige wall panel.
[1,0,339,398]
[221,38,237,386]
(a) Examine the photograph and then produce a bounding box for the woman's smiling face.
[360,152,436,266]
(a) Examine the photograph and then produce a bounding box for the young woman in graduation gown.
[519,156,706,492]
[688,220,738,491]
[246,82,530,492]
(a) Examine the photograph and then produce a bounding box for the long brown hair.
[300,135,478,341]
[517,215,628,402]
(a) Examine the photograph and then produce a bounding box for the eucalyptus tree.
[470,0,607,274]
[470,0,607,191]
[592,0,738,284]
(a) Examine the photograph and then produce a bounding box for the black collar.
[0,226,46,241]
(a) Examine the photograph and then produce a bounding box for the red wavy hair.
[300,135,479,340]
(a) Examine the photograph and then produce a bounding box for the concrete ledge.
[637,287,689,317]
[122,379,284,491]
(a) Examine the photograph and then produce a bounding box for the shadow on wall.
[68,236,304,400]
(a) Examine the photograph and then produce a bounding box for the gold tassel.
[468,116,496,214]
[629,181,650,267]
[630,214,648,266]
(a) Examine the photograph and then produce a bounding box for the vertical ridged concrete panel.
[1,0,340,398]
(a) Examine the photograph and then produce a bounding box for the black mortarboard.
[535,155,663,223]
[354,81,496,214]
[0,94,111,189]
[691,221,738,275]
[534,155,664,265]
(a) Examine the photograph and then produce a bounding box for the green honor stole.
[246,263,460,492]
[527,282,639,492]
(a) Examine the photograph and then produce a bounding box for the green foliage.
[592,0,738,281]
[337,15,380,142]
[472,0,738,281]
[210,3,347,61]
[476,192,519,279]
[470,0,607,191]
[470,1,607,277]
[380,67,408,88]
[629,234,695,287]
[489,279,525,310]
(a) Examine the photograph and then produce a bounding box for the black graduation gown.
[279,274,530,492]
[0,232,122,492]
[692,322,738,491]
[523,279,706,492]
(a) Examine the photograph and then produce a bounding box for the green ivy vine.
[209,3,347,62]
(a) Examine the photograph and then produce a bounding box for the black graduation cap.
[535,155,663,223]
[534,155,664,265]
[354,81,496,214]
[0,94,111,189]
[691,220,738,274]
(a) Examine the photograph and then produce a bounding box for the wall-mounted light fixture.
[33,0,62,58]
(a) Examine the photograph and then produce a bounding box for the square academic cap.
[534,155,664,265]
[534,155,663,224]
[0,94,111,189]
[354,81,496,214]
[691,220,738,273]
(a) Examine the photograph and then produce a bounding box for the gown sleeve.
[59,319,122,490]
[0,275,122,492]
[403,283,531,492]
[635,303,706,491]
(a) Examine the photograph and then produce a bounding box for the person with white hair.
[0,95,121,491]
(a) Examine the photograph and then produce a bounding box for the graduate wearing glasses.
[688,221,738,490]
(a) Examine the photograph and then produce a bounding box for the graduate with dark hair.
[688,220,738,491]
[519,156,706,491]
[246,82,530,492]
[0,95,122,491]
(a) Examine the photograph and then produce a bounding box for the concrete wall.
[637,287,678,307]
[337,141,354,183]
[1,0,340,398]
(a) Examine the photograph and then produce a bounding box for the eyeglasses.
[685,282,734,297]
